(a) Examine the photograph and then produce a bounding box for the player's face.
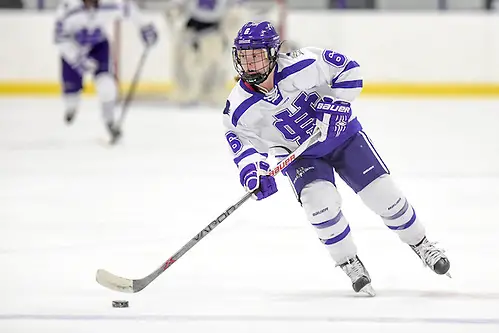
[237,48,270,75]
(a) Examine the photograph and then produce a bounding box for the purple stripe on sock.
[312,211,343,229]
[322,225,351,245]
[387,211,417,231]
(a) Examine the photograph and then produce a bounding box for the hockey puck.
[112,300,129,308]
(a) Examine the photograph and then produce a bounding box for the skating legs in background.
[60,40,120,140]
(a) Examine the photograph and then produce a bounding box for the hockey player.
[165,0,243,105]
[54,0,158,140]
[223,21,451,296]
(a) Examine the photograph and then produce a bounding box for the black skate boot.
[411,237,451,277]
[106,121,122,144]
[65,109,76,124]
[338,256,376,296]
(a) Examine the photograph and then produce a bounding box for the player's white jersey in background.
[223,46,363,172]
[54,0,157,141]
[54,0,149,66]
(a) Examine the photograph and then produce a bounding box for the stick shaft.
[132,131,320,292]
[132,192,253,292]
[116,47,150,128]
[97,131,320,293]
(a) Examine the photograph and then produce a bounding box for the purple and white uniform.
[224,46,426,265]
[223,47,382,193]
[54,0,152,93]
[54,0,157,130]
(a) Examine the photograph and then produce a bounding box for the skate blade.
[360,283,376,297]
[109,134,121,145]
[108,129,122,145]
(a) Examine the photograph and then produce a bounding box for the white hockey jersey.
[223,47,364,172]
[54,0,149,66]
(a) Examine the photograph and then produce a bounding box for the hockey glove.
[140,24,158,47]
[239,161,278,201]
[314,96,352,142]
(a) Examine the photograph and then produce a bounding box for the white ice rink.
[1,96,499,333]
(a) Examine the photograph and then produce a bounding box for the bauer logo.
[269,154,296,176]
[316,102,350,113]
[312,207,328,217]
[337,105,351,113]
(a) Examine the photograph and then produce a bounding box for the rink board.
[2,11,499,97]
[2,82,499,97]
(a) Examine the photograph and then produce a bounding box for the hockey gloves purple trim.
[314,96,352,142]
[140,24,158,47]
[239,161,278,200]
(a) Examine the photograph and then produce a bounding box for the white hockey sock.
[380,197,426,245]
[359,174,426,245]
[63,93,80,113]
[101,101,115,123]
[95,74,117,123]
[301,180,357,264]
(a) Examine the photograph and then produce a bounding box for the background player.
[54,0,158,140]
[223,21,451,296]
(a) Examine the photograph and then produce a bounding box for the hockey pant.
[61,40,117,123]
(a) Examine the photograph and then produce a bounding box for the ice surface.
[1,97,499,333]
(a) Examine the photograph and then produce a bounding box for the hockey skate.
[64,109,76,125]
[410,237,451,277]
[338,256,376,296]
[106,121,122,144]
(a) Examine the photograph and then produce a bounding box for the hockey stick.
[110,46,151,145]
[96,131,321,293]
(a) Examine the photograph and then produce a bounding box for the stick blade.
[96,269,135,293]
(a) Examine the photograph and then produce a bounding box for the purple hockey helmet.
[232,21,281,85]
